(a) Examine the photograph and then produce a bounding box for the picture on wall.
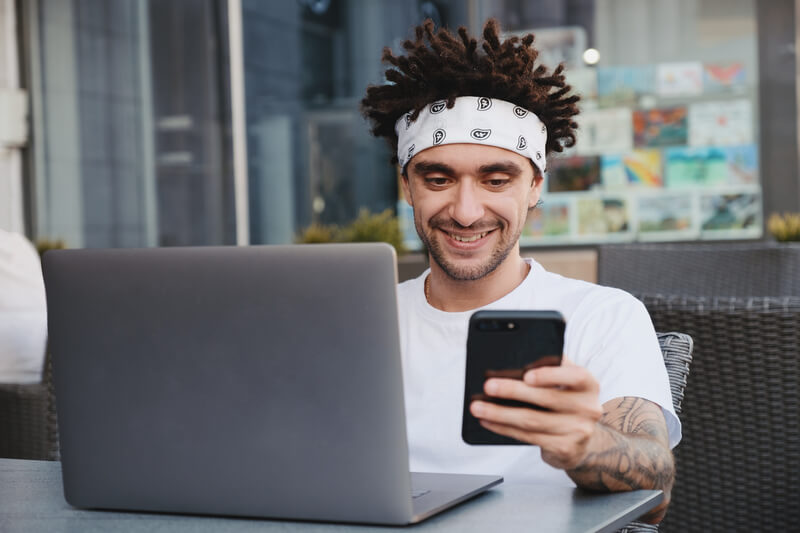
[637,194,695,240]
[656,62,704,97]
[597,65,655,107]
[689,99,753,146]
[703,63,746,93]
[547,155,601,192]
[566,68,598,102]
[575,108,634,155]
[724,144,759,184]
[523,198,571,240]
[664,146,728,188]
[700,192,760,233]
[602,150,663,188]
[633,107,688,147]
[577,196,630,236]
[599,155,627,189]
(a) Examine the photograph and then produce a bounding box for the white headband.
[395,96,548,174]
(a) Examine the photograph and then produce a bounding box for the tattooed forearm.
[602,397,670,441]
[566,397,675,523]
[568,423,674,491]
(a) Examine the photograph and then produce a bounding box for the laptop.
[42,243,501,525]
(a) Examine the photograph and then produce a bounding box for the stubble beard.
[414,212,523,281]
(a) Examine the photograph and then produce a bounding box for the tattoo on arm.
[568,397,675,495]
[602,397,670,443]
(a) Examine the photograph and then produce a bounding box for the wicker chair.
[597,243,800,297]
[619,331,693,533]
[635,295,800,532]
[0,349,59,460]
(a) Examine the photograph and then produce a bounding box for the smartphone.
[462,310,565,445]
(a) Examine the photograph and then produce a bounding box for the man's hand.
[469,357,603,469]
[469,358,675,524]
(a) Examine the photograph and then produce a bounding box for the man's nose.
[449,181,485,227]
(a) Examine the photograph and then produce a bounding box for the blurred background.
[0,0,797,251]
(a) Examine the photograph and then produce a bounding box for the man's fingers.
[478,415,598,470]
[471,401,599,435]
[523,363,598,392]
[483,377,602,418]
[484,378,540,404]
[478,418,597,470]
[479,420,535,444]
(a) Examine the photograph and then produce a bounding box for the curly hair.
[361,19,580,165]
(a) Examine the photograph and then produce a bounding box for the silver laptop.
[43,243,501,525]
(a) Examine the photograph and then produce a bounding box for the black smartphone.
[462,310,565,445]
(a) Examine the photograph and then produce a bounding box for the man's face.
[401,143,543,281]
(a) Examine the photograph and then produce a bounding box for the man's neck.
[426,252,530,312]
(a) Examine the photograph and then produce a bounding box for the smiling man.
[361,20,678,524]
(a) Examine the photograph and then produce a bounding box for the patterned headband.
[395,96,547,174]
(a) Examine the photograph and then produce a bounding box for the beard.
[414,211,523,281]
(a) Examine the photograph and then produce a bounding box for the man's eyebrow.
[478,161,524,176]
[413,160,526,177]
[411,161,456,176]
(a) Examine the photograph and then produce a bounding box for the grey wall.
[757,0,800,217]
[0,0,25,234]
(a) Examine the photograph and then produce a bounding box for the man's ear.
[528,169,544,209]
[400,172,414,207]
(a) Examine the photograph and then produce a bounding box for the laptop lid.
[44,243,417,524]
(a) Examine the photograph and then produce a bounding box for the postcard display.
[523,61,761,245]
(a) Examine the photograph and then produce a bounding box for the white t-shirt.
[0,230,48,383]
[397,258,680,485]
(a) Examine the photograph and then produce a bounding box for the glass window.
[21,0,764,249]
[26,0,235,248]
[240,0,420,244]
[241,0,761,249]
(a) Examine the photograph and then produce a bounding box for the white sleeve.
[563,289,682,449]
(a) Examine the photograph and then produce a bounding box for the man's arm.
[567,397,674,524]
[470,361,675,524]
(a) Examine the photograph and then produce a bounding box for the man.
[361,20,678,524]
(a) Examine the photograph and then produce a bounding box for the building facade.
[1,0,798,249]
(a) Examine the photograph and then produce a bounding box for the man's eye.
[425,177,449,186]
[487,179,509,187]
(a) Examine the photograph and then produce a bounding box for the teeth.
[450,232,488,243]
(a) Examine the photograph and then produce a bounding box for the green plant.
[296,223,340,244]
[34,238,66,257]
[767,212,800,242]
[340,208,407,255]
[296,208,407,255]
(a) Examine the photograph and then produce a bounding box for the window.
[19,0,768,250]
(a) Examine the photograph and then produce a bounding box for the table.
[0,459,662,532]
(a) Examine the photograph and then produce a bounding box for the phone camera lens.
[477,319,511,331]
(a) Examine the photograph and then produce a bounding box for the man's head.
[360,19,580,282]
[361,19,580,168]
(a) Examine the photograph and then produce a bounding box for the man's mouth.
[449,231,489,243]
